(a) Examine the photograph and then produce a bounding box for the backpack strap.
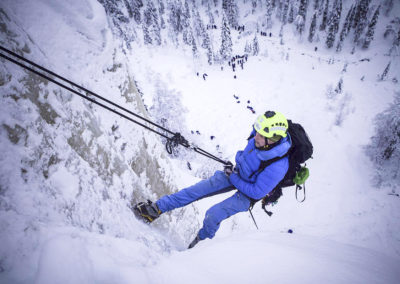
[248,152,289,179]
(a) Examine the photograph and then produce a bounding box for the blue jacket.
[229,132,292,200]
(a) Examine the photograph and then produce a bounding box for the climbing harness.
[0,45,229,166]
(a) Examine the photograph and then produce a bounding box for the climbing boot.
[133,200,162,223]
[188,234,202,249]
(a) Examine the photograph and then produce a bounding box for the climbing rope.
[0,45,229,166]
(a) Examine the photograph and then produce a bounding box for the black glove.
[223,161,234,176]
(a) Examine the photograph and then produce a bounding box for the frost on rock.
[0,5,199,280]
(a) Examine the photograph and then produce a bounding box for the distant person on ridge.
[133,111,292,249]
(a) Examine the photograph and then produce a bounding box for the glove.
[223,161,233,176]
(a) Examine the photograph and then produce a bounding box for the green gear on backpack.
[293,166,309,185]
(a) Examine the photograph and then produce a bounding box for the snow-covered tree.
[336,5,354,52]
[206,44,214,65]
[244,40,252,54]
[354,0,371,44]
[193,10,205,40]
[182,1,192,46]
[142,22,152,45]
[295,15,305,35]
[308,12,317,42]
[326,0,341,48]
[252,0,258,14]
[281,0,290,24]
[222,0,239,28]
[252,33,260,56]
[363,5,380,49]
[365,92,400,189]
[143,0,161,45]
[191,33,199,57]
[206,2,216,26]
[288,3,294,24]
[168,0,184,33]
[298,0,309,22]
[379,62,391,81]
[314,0,320,10]
[320,0,329,31]
[219,13,232,61]
[265,0,274,28]
[124,0,143,24]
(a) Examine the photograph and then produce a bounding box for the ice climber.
[133,111,292,249]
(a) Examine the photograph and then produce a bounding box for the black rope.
[0,50,170,139]
[0,45,174,136]
[166,132,189,154]
[0,45,229,165]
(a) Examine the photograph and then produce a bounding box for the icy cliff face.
[0,0,199,279]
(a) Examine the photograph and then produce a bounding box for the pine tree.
[379,62,391,81]
[193,10,209,50]
[276,0,283,21]
[326,0,341,48]
[244,41,252,54]
[169,1,183,33]
[265,0,274,28]
[365,92,400,189]
[395,29,400,47]
[345,4,355,35]
[318,0,325,15]
[219,13,233,61]
[252,33,260,56]
[333,0,342,34]
[206,45,213,65]
[314,0,320,10]
[389,29,400,56]
[308,12,317,42]
[157,0,166,29]
[281,0,290,24]
[182,1,192,46]
[124,0,143,24]
[207,2,215,26]
[191,34,199,58]
[202,30,211,50]
[320,0,329,31]
[142,22,152,45]
[143,0,161,45]
[363,5,380,49]
[298,0,309,21]
[252,0,258,14]
[354,0,371,44]
[336,5,353,52]
[222,0,239,28]
[288,4,294,24]
[295,15,305,35]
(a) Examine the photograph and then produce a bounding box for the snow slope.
[1,0,399,283]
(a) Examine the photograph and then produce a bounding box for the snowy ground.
[1,0,400,283]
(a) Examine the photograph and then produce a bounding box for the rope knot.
[166,133,189,154]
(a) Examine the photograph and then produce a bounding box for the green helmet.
[254,111,288,139]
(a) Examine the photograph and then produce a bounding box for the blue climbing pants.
[156,171,251,240]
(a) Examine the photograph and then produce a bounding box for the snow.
[1,0,400,283]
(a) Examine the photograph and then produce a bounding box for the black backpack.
[250,120,313,215]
